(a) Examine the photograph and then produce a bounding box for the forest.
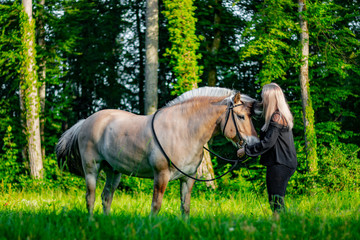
[0,0,360,222]
[1,0,360,193]
[0,0,359,239]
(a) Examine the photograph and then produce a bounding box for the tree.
[207,0,222,87]
[135,0,146,114]
[163,0,215,188]
[144,0,159,115]
[0,2,23,151]
[58,0,128,122]
[239,0,299,87]
[36,0,46,160]
[20,0,43,178]
[299,0,318,173]
[163,0,202,95]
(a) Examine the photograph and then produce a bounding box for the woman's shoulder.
[270,111,288,129]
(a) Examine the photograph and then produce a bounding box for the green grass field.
[0,186,359,240]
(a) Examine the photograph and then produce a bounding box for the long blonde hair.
[261,83,294,131]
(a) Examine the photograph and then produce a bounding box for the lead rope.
[204,145,266,216]
[151,109,247,182]
[152,107,267,215]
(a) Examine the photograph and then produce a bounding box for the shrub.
[288,142,360,195]
[0,126,22,185]
[317,142,360,192]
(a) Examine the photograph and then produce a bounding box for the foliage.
[0,2,24,155]
[0,2,21,83]
[0,0,359,195]
[238,0,359,175]
[287,142,360,195]
[239,0,300,87]
[163,0,203,95]
[56,0,132,119]
[0,126,22,185]
[19,3,39,97]
[194,0,260,94]
[316,142,360,192]
[305,0,360,151]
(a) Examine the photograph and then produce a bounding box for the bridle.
[151,101,250,182]
[222,101,246,149]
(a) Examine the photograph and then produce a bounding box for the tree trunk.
[136,0,145,115]
[20,0,43,179]
[197,143,216,189]
[198,0,223,188]
[37,0,46,160]
[207,0,222,87]
[144,0,159,115]
[299,0,318,174]
[19,83,28,164]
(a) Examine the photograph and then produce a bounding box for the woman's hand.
[237,148,245,158]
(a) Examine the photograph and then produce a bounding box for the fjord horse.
[56,87,260,216]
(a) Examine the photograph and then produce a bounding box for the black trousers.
[266,164,295,201]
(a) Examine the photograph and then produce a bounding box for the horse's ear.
[233,92,241,103]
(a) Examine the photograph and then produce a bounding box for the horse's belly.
[102,151,153,178]
[115,161,154,178]
[99,118,154,177]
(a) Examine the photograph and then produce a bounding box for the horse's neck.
[173,101,226,144]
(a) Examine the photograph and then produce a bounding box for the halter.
[151,101,249,182]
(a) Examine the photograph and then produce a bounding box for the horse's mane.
[166,87,257,107]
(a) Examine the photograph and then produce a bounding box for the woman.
[237,83,297,213]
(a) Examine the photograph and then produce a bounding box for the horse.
[56,87,261,217]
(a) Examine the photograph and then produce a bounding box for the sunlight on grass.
[0,188,359,240]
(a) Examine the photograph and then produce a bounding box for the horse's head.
[219,92,260,148]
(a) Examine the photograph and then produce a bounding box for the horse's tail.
[56,120,85,177]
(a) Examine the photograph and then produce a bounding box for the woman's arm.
[244,122,280,157]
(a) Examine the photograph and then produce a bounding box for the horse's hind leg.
[151,171,170,215]
[180,176,195,217]
[82,148,101,217]
[101,168,122,215]
[85,172,98,217]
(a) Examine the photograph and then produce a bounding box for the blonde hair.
[261,83,294,131]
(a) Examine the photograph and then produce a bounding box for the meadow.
[0,184,359,240]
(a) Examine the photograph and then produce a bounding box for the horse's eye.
[237,114,245,120]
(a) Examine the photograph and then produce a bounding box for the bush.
[288,142,360,195]
[317,142,360,192]
[1,122,359,197]
[0,126,23,185]
[0,126,83,192]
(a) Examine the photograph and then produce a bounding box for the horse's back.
[78,109,154,177]
[81,109,140,140]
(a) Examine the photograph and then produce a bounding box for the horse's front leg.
[180,176,195,217]
[151,170,170,215]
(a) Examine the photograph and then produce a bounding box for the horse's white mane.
[166,87,256,107]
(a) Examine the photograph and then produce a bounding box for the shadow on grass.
[0,206,359,240]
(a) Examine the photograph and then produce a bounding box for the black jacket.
[245,119,297,169]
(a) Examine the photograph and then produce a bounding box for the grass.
[0,186,359,240]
